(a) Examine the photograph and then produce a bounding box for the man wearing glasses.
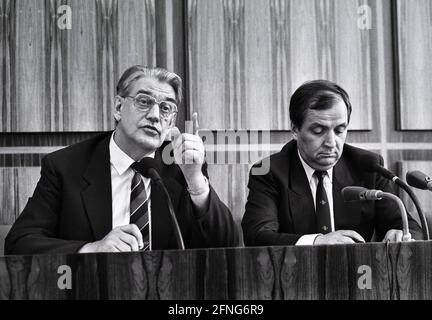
[5,65,238,254]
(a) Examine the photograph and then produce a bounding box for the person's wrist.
[187,174,209,196]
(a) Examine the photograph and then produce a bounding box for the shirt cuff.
[295,234,322,246]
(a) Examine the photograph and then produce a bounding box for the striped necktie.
[314,170,331,234]
[130,163,150,250]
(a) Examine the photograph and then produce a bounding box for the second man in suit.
[242,80,422,246]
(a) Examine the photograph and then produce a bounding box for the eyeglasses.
[124,93,178,120]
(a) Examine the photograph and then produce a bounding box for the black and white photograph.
[0,0,432,308]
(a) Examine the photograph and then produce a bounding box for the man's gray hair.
[116,65,182,105]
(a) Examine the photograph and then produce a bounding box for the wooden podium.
[0,241,431,300]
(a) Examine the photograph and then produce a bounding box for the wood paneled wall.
[2,0,432,251]
[0,0,156,132]
[395,0,432,130]
[187,0,375,130]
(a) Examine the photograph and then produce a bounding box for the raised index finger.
[192,112,199,135]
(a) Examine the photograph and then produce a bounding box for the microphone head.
[342,186,368,202]
[406,170,431,190]
[133,157,161,180]
[342,186,383,201]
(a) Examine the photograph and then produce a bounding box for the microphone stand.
[380,192,412,241]
[134,159,186,250]
[342,187,412,241]
[154,179,185,250]
[393,178,430,240]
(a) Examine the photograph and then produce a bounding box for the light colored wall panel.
[14,0,48,131]
[64,0,98,131]
[116,0,156,74]
[0,0,12,132]
[333,0,373,130]
[1,0,157,132]
[207,164,250,227]
[187,0,375,130]
[397,161,432,229]
[0,169,15,224]
[187,0,226,130]
[395,0,432,130]
[0,225,11,256]
[0,167,40,224]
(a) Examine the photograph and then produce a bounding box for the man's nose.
[145,104,160,122]
[324,131,336,148]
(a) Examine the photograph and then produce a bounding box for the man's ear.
[291,122,299,140]
[113,96,123,123]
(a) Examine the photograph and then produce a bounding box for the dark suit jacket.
[242,140,422,246]
[5,132,238,254]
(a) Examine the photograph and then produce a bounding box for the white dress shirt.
[295,150,335,245]
[109,132,154,249]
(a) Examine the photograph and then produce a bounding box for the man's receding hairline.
[123,74,177,99]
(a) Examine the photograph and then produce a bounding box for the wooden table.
[0,241,431,300]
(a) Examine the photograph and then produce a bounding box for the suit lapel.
[333,155,357,228]
[288,149,317,233]
[81,134,113,241]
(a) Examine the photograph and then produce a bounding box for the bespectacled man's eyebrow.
[136,90,177,104]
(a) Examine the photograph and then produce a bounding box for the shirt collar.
[297,149,333,184]
[109,131,155,176]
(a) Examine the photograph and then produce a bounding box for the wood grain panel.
[63,0,98,131]
[229,246,282,299]
[389,241,432,299]
[0,0,13,132]
[187,0,374,130]
[395,0,432,130]
[2,243,428,299]
[0,167,40,224]
[0,254,69,299]
[333,0,373,130]
[207,164,249,228]
[0,225,11,256]
[397,161,432,231]
[116,0,156,74]
[1,0,156,132]
[187,0,225,130]
[326,243,390,299]
[14,0,48,131]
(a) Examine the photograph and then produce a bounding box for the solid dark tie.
[130,163,150,250]
[314,170,331,234]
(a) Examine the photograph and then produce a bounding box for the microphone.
[358,154,430,240]
[342,186,383,201]
[135,157,185,250]
[342,186,412,241]
[406,170,432,191]
[135,157,162,182]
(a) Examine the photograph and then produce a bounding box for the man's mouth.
[142,125,160,135]
[317,153,337,158]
